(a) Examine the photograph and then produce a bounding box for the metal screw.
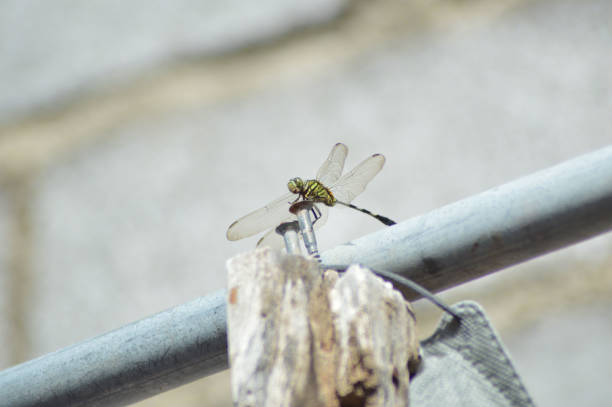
[275,221,301,254]
[290,201,320,261]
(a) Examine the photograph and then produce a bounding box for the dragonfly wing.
[330,154,385,204]
[256,215,294,249]
[226,192,295,240]
[256,230,284,249]
[256,204,329,249]
[316,143,348,186]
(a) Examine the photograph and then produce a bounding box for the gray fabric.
[410,301,535,407]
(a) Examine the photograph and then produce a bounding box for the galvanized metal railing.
[322,145,612,299]
[1,145,611,406]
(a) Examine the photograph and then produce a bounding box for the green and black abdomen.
[287,177,396,226]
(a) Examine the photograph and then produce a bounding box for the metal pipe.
[321,145,612,300]
[0,291,228,407]
[1,146,611,406]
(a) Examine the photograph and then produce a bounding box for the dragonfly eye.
[288,177,304,193]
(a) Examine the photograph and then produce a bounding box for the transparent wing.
[256,204,329,249]
[330,154,385,204]
[255,215,294,249]
[226,192,294,241]
[316,143,348,186]
[228,143,348,243]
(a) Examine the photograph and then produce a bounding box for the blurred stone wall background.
[1,0,611,405]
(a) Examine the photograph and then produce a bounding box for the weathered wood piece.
[227,248,419,407]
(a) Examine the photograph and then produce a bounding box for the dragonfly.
[226,143,396,248]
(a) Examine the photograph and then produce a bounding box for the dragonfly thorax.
[287,177,336,206]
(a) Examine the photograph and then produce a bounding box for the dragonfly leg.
[310,204,322,225]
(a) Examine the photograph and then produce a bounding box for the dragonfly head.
[287,177,305,194]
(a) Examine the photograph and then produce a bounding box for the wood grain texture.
[227,248,419,407]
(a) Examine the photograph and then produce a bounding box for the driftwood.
[226,248,419,407]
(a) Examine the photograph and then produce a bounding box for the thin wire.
[322,264,460,320]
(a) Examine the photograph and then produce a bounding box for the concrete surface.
[0,0,346,121]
